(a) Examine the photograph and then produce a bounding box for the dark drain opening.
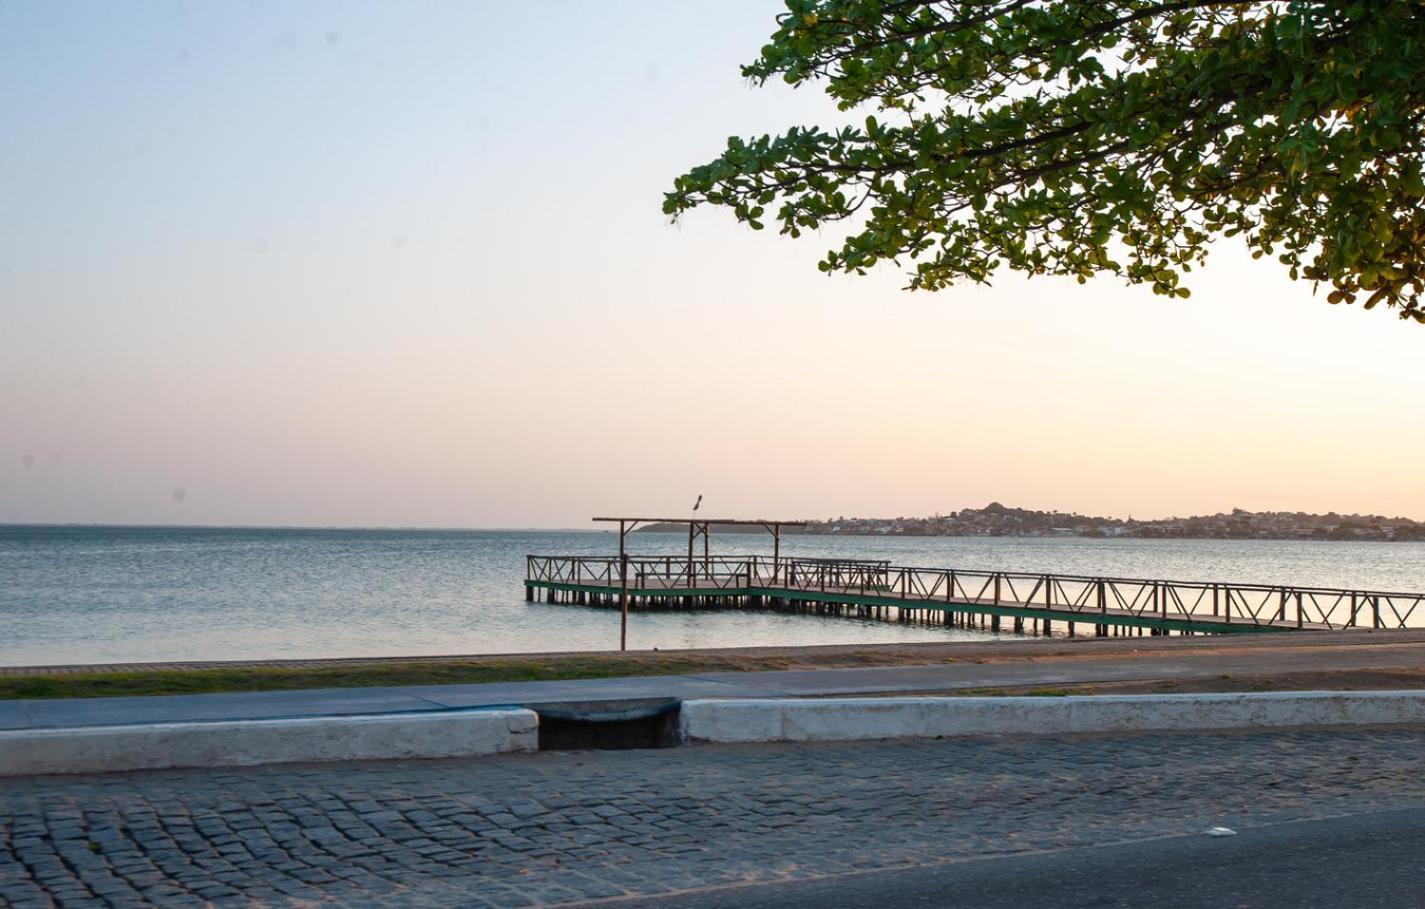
[534,698,682,750]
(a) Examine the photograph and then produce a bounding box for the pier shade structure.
[529,521,1425,641]
[588,517,806,650]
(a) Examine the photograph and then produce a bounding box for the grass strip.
[0,656,757,700]
[5,657,1424,701]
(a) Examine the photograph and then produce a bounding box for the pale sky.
[2,0,1422,528]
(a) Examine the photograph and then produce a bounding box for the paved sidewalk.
[6,633,1425,732]
[3,726,1425,908]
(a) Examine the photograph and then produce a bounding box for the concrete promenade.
[4,727,1425,907]
[6,632,1425,733]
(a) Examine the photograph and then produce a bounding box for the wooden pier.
[525,554,1425,638]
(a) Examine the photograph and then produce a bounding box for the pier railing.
[525,554,890,591]
[525,555,1425,631]
[774,561,1425,630]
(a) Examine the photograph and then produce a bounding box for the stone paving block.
[3,728,1425,906]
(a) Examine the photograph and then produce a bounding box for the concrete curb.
[678,691,1425,744]
[0,708,539,777]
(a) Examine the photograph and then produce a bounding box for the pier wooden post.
[772,523,781,583]
[1043,577,1052,636]
[619,520,630,651]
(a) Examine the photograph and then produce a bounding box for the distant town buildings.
[804,503,1425,542]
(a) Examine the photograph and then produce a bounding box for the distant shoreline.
[2,522,1421,543]
[814,532,1419,543]
[633,525,1420,544]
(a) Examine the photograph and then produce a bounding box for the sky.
[2,0,1422,528]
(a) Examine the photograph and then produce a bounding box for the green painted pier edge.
[526,555,1425,638]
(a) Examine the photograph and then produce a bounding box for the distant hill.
[802,504,1424,542]
[631,506,1422,541]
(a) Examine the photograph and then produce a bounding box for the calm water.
[3,525,1424,666]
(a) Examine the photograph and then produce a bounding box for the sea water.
[2,525,1423,666]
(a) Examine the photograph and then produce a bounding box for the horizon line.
[3,501,1425,534]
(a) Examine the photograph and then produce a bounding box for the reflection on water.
[2,526,1423,665]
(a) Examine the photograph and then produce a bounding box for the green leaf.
[668,0,1425,323]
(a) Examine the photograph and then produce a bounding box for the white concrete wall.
[679,692,1425,744]
[0,708,538,777]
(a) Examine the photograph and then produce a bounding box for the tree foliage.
[665,1,1425,321]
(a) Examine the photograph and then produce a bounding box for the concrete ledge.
[0,708,539,777]
[679,691,1425,744]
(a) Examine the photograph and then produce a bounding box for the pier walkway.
[526,554,1425,636]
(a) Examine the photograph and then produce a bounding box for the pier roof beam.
[591,519,806,560]
[590,518,808,528]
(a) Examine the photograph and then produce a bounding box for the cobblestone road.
[4,727,1425,908]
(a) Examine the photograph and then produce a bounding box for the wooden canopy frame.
[591,516,806,650]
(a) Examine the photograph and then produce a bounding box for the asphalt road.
[620,807,1425,908]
